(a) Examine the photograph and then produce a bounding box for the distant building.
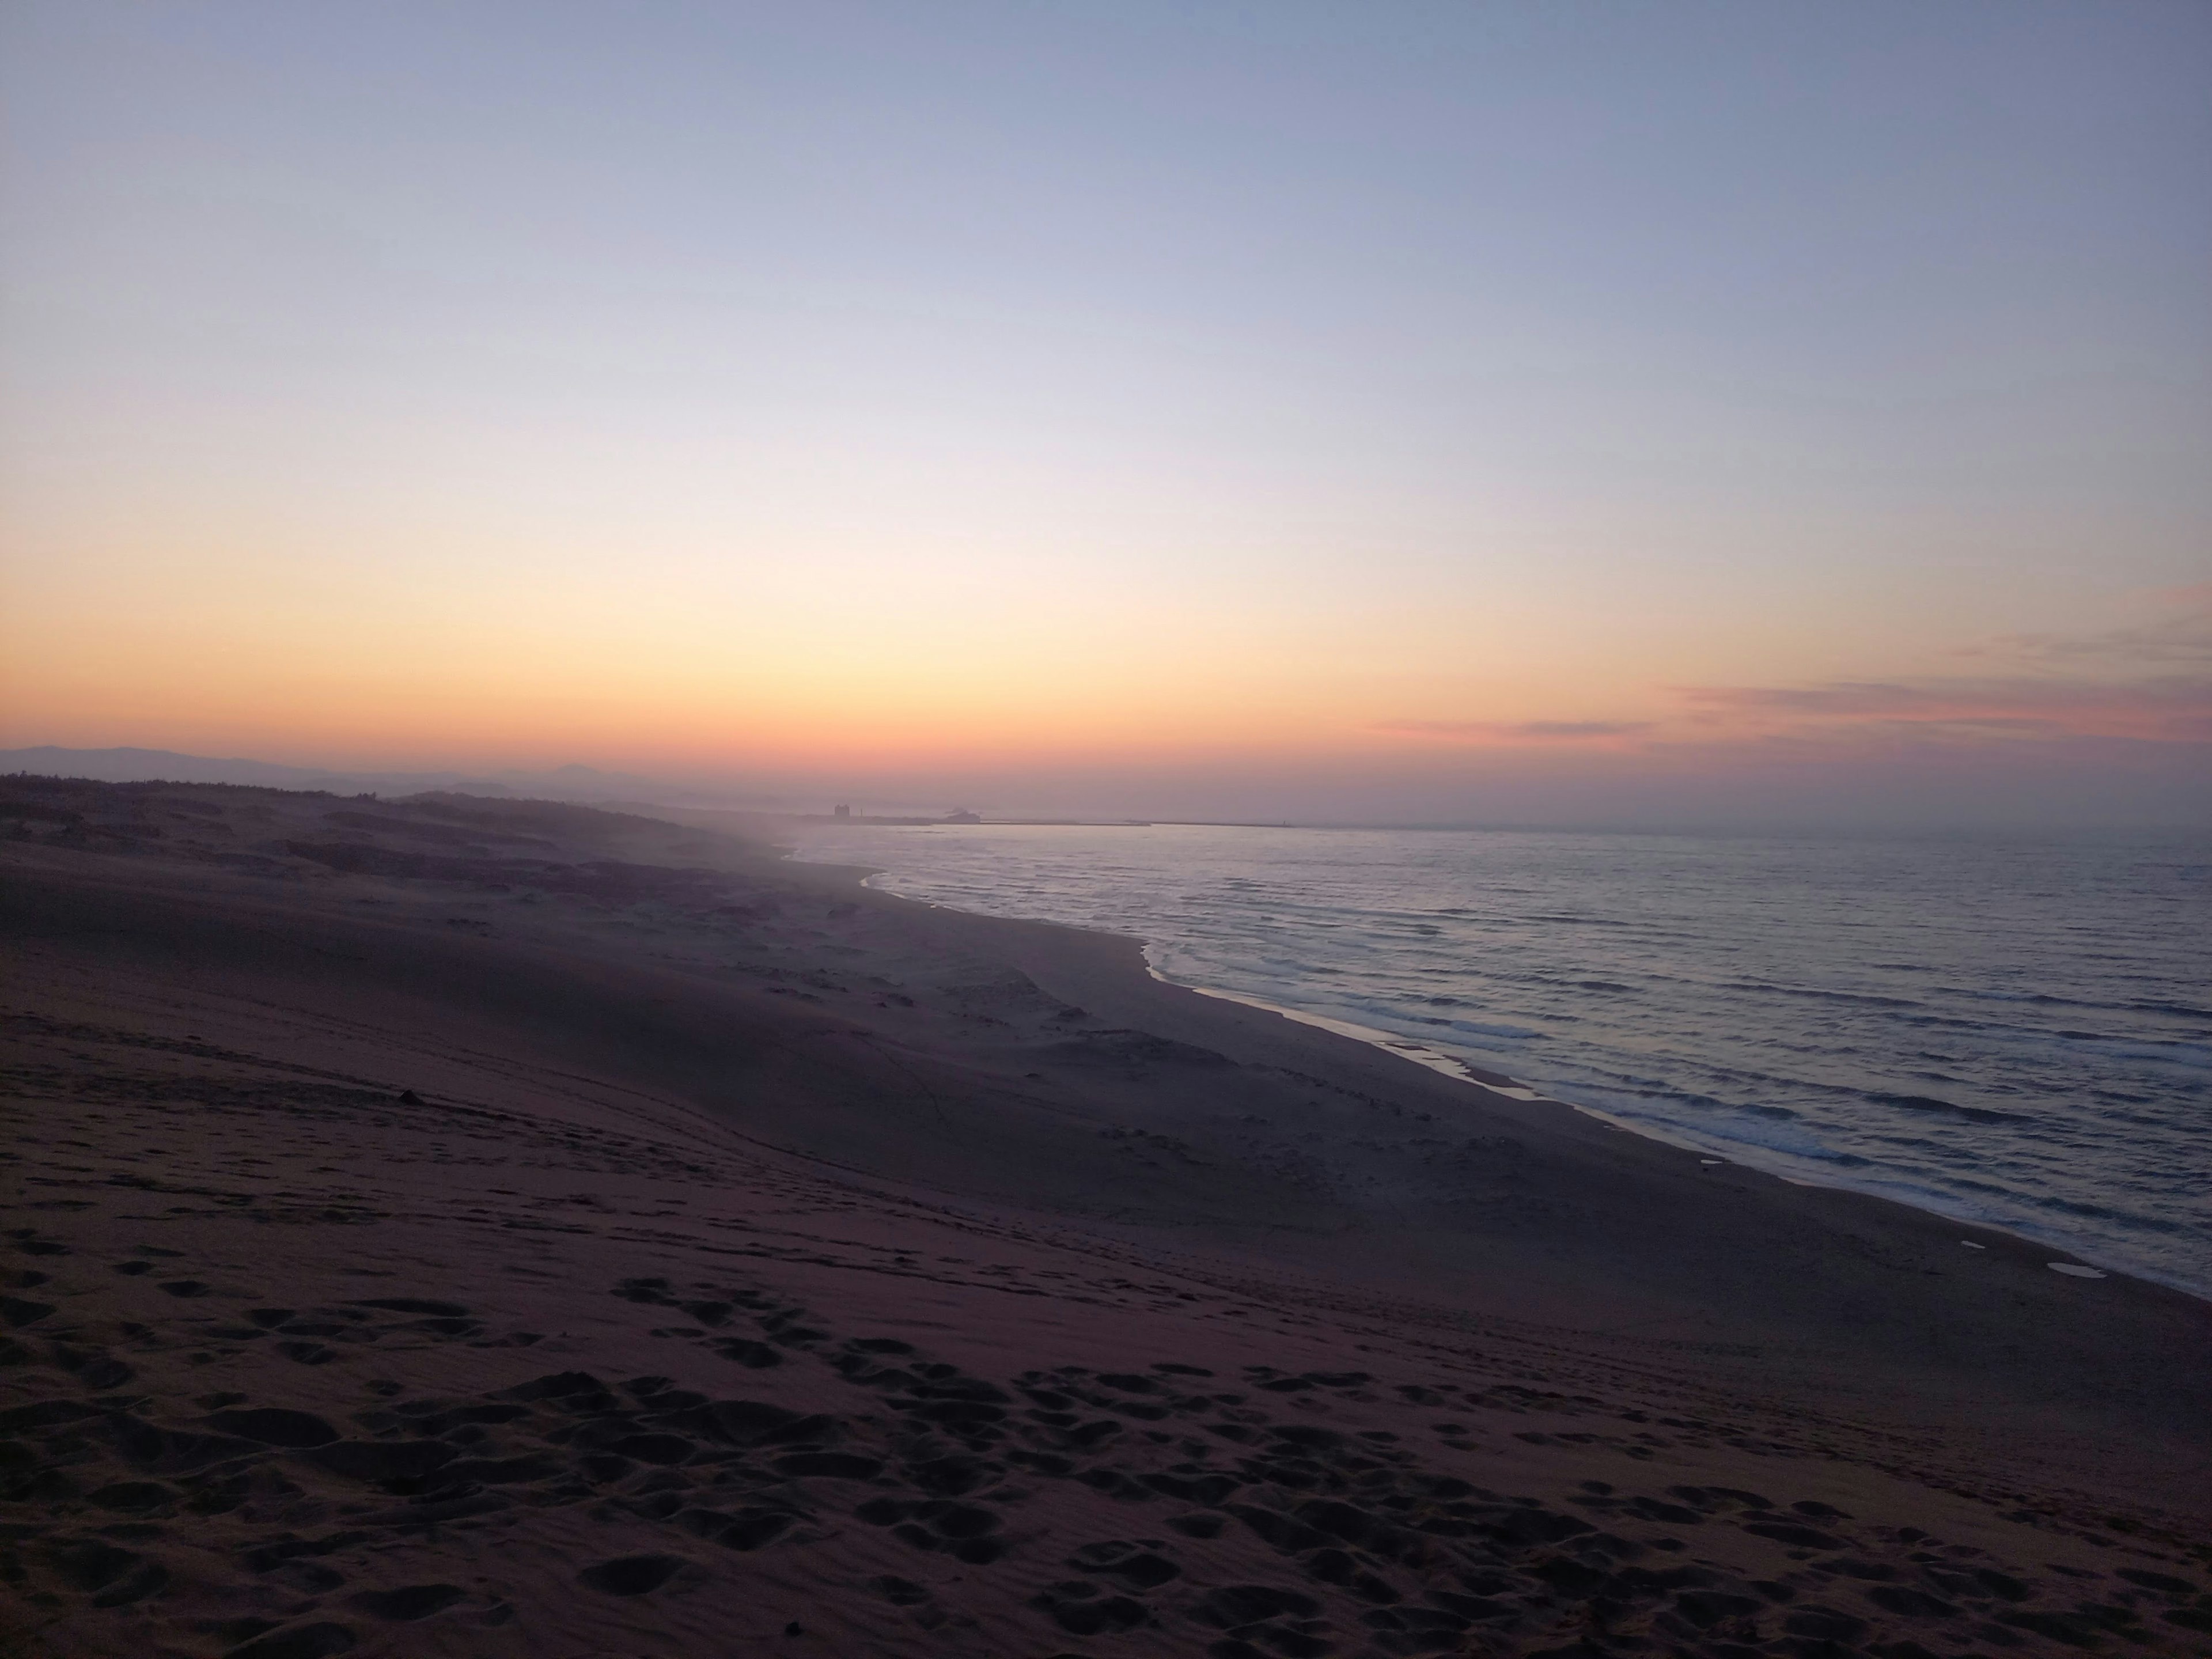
[833,804,850,818]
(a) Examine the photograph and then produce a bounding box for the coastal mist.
[798,823,2212,1295]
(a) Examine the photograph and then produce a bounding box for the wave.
[1865,1092,2032,1126]
[2129,999,2212,1022]
[1714,980,1927,1010]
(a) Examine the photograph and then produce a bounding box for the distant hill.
[0,745,680,803]
[2,746,341,787]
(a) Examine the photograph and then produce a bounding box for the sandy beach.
[3,778,2207,1658]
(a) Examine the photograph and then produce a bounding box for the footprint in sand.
[350,1582,468,1620]
[1069,1539,1183,1589]
[205,1407,341,1448]
[1032,1579,1150,1635]
[224,1620,359,1659]
[858,1495,1008,1563]
[85,1480,176,1515]
[1196,1583,1328,1647]
[1,1296,56,1328]
[1168,1512,1228,1538]
[579,1553,686,1596]
[50,1539,169,1607]
[675,1506,795,1550]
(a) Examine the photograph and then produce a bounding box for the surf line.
[1143,957,2204,1299]
[812,850,2177,1297]
[1145,956,1703,1145]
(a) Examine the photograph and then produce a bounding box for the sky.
[3,1,2208,827]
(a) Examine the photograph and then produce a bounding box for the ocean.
[793,821,2212,1298]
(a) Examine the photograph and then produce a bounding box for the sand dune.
[2,779,2207,1657]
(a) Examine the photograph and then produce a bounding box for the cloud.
[1672,587,2212,745]
[1673,674,2212,743]
[1375,718,1653,741]
[1363,591,2212,803]
[1982,582,2212,669]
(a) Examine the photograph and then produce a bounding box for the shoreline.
[820,849,2208,1305]
[1165,974,2203,1304]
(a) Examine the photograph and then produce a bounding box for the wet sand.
[2,779,2207,1657]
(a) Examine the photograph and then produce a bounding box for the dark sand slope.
[2,781,2207,1658]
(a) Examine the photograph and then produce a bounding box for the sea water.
[791,823,2211,1297]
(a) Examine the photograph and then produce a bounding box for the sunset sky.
[4,2,2207,825]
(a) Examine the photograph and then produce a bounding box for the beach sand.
[3,779,2207,1657]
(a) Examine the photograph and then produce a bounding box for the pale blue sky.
[3,2,2207,823]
